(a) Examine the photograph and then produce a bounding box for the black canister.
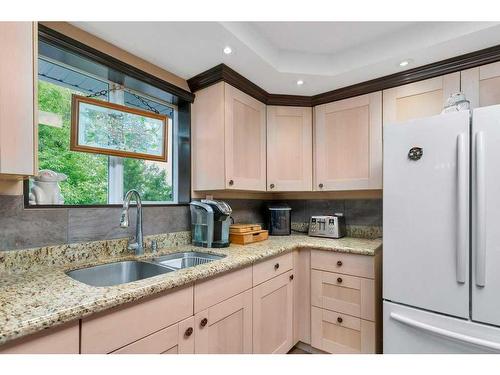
[267,204,292,236]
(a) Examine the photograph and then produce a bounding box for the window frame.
[24,24,192,208]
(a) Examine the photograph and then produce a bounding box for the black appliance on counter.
[266,203,291,236]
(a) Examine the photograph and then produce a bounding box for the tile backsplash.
[0,195,382,251]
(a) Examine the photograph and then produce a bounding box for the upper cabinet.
[462,61,500,109]
[192,82,266,191]
[314,92,382,191]
[0,22,37,177]
[267,106,312,192]
[383,73,460,125]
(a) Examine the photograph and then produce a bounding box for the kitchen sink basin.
[151,251,226,270]
[66,260,174,287]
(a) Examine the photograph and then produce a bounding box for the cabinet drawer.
[81,285,193,354]
[195,266,252,313]
[311,250,375,278]
[253,252,293,286]
[311,306,375,354]
[311,270,375,321]
[0,321,79,354]
[112,316,194,354]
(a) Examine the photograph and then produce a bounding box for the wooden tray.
[229,224,262,234]
[230,229,268,245]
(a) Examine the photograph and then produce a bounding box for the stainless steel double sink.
[66,251,225,287]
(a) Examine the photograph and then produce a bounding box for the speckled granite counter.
[0,233,381,345]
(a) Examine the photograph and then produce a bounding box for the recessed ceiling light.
[223,46,232,55]
[399,59,413,67]
[296,80,304,86]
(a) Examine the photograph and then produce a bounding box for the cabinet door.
[195,289,253,354]
[383,73,460,125]
[0,22,37,176]
[111,316,195,354]
[253,271,294,354]
[314,92,382,191]
[224,83,267,191]
[462,62,500,109]
[311,306,375,354]
[267,106,312,191]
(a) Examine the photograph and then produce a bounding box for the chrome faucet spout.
[120,190,144,255]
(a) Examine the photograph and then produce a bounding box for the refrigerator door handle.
[475,131,486,287]
[456,133,467,284]
[390,312,500,351]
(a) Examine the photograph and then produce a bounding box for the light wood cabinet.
[0,22,37,177]
[267,106,312,191]
[253,271,294,354]
[192,82,266,191]
[311,306,375,354]
[111,316,195,354]
[310,250,381,354]
[195,289,253,354]
[81,285,193,354]
[0,321,79,354]
[313,92,382,191]
[462,61,500,109]
[383,73,460,125]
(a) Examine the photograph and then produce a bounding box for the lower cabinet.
[311,306,375,354]
[253,270,294,354]
[194,289,253,354]
[112,316,195,354]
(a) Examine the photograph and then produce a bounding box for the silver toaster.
[308,214,346,239]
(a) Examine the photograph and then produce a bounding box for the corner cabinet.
[192,82,267,191]
[313,92,382,191]
[267,106,312,192]
[462,61,500,109]
[0,22,38,177]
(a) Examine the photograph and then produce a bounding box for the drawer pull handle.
[337,261,343,267]
[289,274,294,281]
[274,263,280,270]
[337,316,343,324]
[337,277,343,283]
[270,183,275,189]
[184,327,193,337]
[228,179,234,186]
[200,318,208,328]
[319,183,324,188]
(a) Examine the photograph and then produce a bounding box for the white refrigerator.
[383,106,500,353]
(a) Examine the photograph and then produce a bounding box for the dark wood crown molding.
[188,43,500,107]
[38,24,195,103]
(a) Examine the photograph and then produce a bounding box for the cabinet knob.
[337,277,343,283]
[200,318,208,328]
[228,179,234,186]
[274,263,280,270]
[337,260,343,267]
[337,316,343,324]
[319,183,324,188]
[270,183,275,189]
[289,274,294,281]
[184,327,193,337]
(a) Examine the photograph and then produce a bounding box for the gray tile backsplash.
[0,195,190,251]
[0,195,382,251]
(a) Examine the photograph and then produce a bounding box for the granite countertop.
[0,234,381,345]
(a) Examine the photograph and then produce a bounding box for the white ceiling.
[71,21,500,95]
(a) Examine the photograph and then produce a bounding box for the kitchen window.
[26,35,191,206]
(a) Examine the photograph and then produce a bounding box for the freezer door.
[472,105,500,327]
[383,111,470,318]
[384,301,500,353]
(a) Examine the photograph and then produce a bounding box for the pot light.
[399,59,413,67]
[296,80,304,86]
[223,46,232,55]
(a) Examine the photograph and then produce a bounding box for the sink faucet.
[120,189,144,255]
